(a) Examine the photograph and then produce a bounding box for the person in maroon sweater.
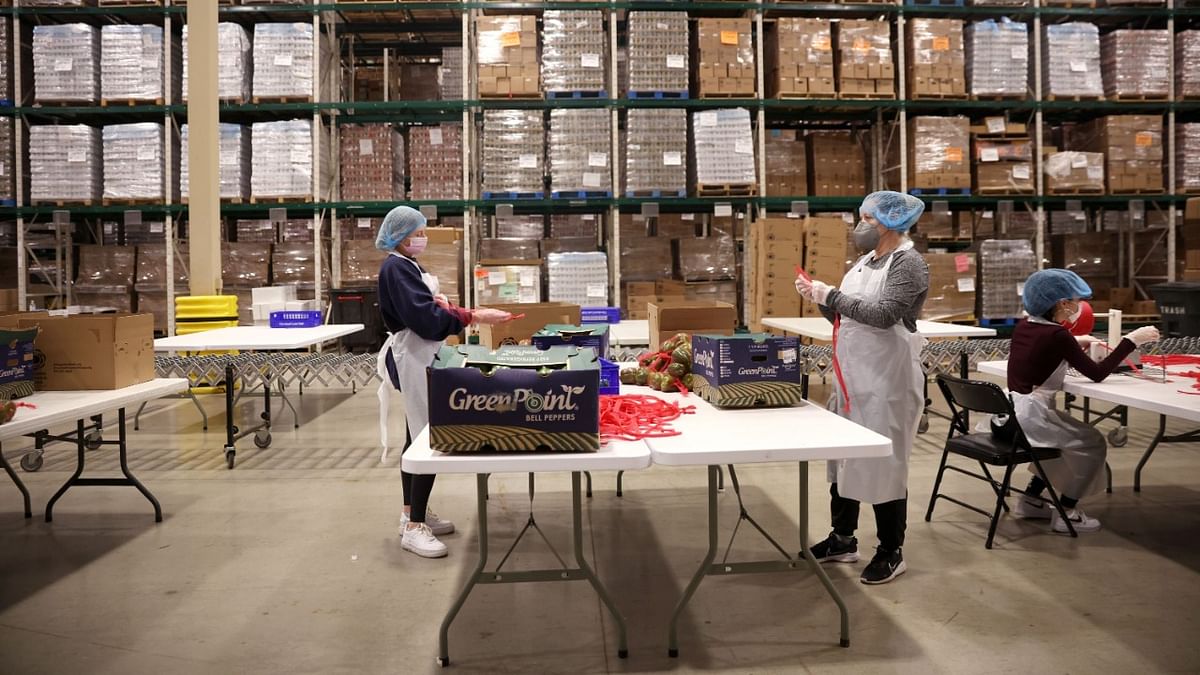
[1004,269,1160,533]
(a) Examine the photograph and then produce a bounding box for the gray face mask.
[852,220,880,251]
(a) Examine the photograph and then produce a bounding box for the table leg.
[44,411,162,523]
[571,471,628,659]
[1,441,32,518]
[797,461,850,648]
[224,363,237,469]
[668,465,718,658]
[115,409,162,522]
[1135,415,1167,493]
[44,420,86,523]
[438,473,490,667]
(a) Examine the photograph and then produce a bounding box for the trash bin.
[1149,282,1200,337]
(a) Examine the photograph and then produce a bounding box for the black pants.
[830,482,906,552]
[400,426,435,522]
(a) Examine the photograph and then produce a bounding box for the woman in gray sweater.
[795,191,930,585]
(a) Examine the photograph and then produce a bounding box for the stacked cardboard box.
[423,228,464,306]
[479,238,540,261]
[625,109,688,197]
[837,20,895,99]
[627,11,689,96]
[550,214,600,240]
[922,253,976,321]
[474,261,543,306]
[766,130,807,197]
[691,108,756,192]
[672,231,736,282]
[351,61,399,102]
[272,242,330,293]
[237,219,278,243]
[899,116,970,191]
[549,109,612,196]
[542,10,607,95]
[33,24,100,104]
[623,279,686,321]
[482,110,545,196]
[409,124,462,200]
[1178,31,1200,100]
[494,215,544,240]
[1052,233,1119,301]
[808,131,866,196]
[477,15,540,98]
[135,243,189,333]
[696,18,755,97]
[73,245,136,313]
[281,219,316,244]
[915,208,958,240]
[339,239,385,290]
[1044,151,1104,194]
[767,18,835,98]
[339,124,404,201]
[1177,124,1200,194]
[183,23,251,103]
[1078,115,1164,194]
[803,214,856,317]
[965,18,1029,98]
[748,217,804,330]
[398,64,440,101]
[1101,30,1170,100]
[1184,199,1200,281]
[907,19,966,99]
[972,121,1034,194]
[252,23,314,100]
[1042,23,1102,99]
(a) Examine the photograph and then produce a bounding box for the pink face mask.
[402,236,428,256]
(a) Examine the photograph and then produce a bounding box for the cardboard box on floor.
[476,302,580,348]
[7,313,155,390]
[648,301,737,349]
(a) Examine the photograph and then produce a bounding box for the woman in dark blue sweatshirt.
[374,206,512,558]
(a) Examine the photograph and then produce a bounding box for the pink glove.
[472,308,514,325]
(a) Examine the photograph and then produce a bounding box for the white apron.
[376,254,445,462]
[827,240,926,504]
[1009,317,1107,498]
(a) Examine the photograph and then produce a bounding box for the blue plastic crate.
[581,306,621,324]
[599,358,620,396]
[269,310,323,328]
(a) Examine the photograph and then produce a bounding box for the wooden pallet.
[969,94,1028,101]
[839,0,898,4]
[1178,187,1200,194]
[777,92,839,100]
[1180,94,1200,101]
[479,92,545,100]
[697,183,757,197]
[101,198,164,206]
[1109,94,1171,102]
[1047,188,1105,195]
[249,196,314,204]
[180,197,247,205]
[32,199,97,207]
[1043,94,1104,101]
[97,0,164,6]
[976,187,1037,196]
[699,92,757,99]
[1110,188,1167,195]
[1040,0,1096,6]
[35,100,100,107]
[250,96,315,105]
[910,92,970,101]
[101,98,165,107]
[838,91,897,100]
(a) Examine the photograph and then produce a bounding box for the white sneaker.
[399,509,455,536]
[401,523,448,558]
[1012,497,1051,520]
[1051,507,1102,534]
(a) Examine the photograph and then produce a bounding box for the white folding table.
[978,359,1200,491]
[154,324,364,468]
[403,432,651,667]
[762,316,998,343]
[643,392,892,655]
[1,378,188,521]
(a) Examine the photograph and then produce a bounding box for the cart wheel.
[84,431,103,450]
[260,411,270,421]
[20,452,44,472]
[225,449,236,469]
[1108,427,1128,447]
[254,430,272,449]
[918,414,930,435]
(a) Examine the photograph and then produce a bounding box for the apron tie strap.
[832,316,851,413]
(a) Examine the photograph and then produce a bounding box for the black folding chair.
[925,374,1077,548]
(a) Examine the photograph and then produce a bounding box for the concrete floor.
[1,379,1198,675]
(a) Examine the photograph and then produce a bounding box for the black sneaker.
[808,532,860,563]
[860,547,906,585]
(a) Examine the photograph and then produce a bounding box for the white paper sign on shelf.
[290,148,308,164]
[714,203,732,217]
[957,277,976,293]
[429,128,443,145]
[1016,282,1025,297]
[842,213,855,224]
[698,112,718,127]
[663,151,682,166]
[1069,61,1087,73]
[518,289,537,303]
[67,150,85,163]
[582,172,603,188]
[55,58,72,72]
[275,53,293,67]
[1011,46,1025,60]
[681,213,695,221]
[980,148,1000,163]
[1086,165,1103,180]
[136,146,156,161]
[150,222,164,234]
[488,271,507,286]
[587,283,606,298]
[519,269,537,287]
[666,54,685,69]
[359,139,374,156]
[1071,155,1089,168]
[518,154,538,169]
[581,53,601,68]
[734,139,752,155]
[1012,165,1031,180]
[985,117,1007,134]
[357,218,372,229]
[588,152,608,167]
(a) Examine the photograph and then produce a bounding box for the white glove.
[1074,334,1101,348]
[794,275,813,297]
[810,280,833,306]
[1125,326,1160,347]
[472,308,514,325]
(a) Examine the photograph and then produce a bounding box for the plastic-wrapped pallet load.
[1078,115,1163,194]
[340,124,404,201]
[252,23,314,101]
[692,108,756,194]
[765,130,807,197]
[542,11,607,96]
[272,242,330,294]
[1101,30,1169,100]
[0,17,10,105]
[439,47,462,100]
[973,133,1034,195]
[251,119,312,200]
[1049,210,1089,235]
[978,239,1035,321]
[921,253,976,321]
[549,109,612,197]
[482,110,545,197]
[135,243,189,333]
[180,123,251,202]
[409,124,462,200]
[237,220,278,244]
[424,228,464,306]
[479,238,540,261]
[222,242,272,291]
[494,215,544,240]
[1042,23,1102,99]
[837,20,895,99]
[281,219,316,244]
[0,118,13,205]
[550,214,600,240]
[896,116,970,192]
[808,131,866,196]
[100,25,178,104]
[103,123,172,202]
[767,18,835,99]
[907,19,966,99]
[1052,233,1119,301]
[477,15,540,98]
[673,231,736,282]
[696,18,755,97]
[624,109,687,197]
[474,262,542,306]
[30,124,101,203]
[965,19,1028,99]
[1178,31,1200,100]
[969,0,1028,7]
[183,23,251,103]
[340,239,386,290]
[1044,151,1104,194]
[33,24,100,104]
[548,251,609,306]
[1177,124,1200,194]
[74,244,136,313]
[627,12,689,96]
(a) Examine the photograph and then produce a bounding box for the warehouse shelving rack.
[2,0,1197,324]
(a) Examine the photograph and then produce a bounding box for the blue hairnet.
[375,205,427,252]
[860,191,926,231]
[1022,269,1093,317]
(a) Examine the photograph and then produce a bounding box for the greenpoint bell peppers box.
[428,344,601,452]
[691,333,805,408]
[531,324,609,359]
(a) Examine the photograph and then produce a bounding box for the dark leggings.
[830,482,907,552]
[400,426,436,522]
